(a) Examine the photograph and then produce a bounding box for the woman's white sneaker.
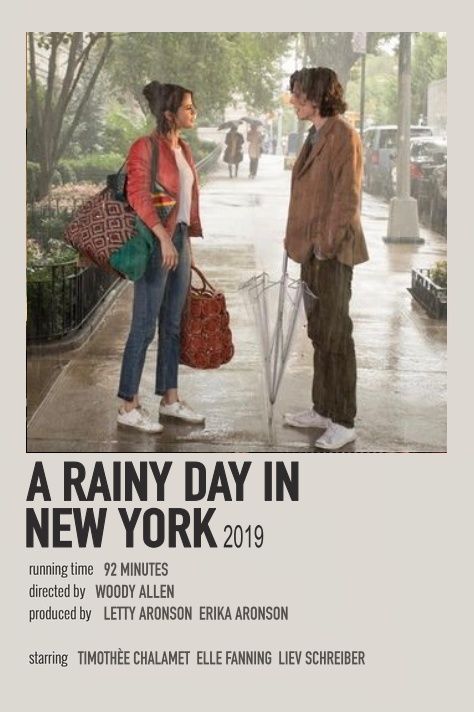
[159,400,205,424]
[315,423,356,450]
[284,408,331,429]
[117,407,163,433]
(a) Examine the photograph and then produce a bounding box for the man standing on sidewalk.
[284,67,369,450]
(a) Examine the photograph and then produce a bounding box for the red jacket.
[126,131,203,238]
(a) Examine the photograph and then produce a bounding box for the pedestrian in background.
[223,123,244,178]
[117,80,205,433]
[247,123,263,178]
[284,67,369,450]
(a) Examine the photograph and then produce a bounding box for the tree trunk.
[28,32,113,201]
[38,165,54,201]
[302,33,358,88]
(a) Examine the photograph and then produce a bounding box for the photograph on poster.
[26,32,447,453]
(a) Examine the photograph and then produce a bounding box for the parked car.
[390,136,447,228]
[409,136,447,212]
[363,124,433,196]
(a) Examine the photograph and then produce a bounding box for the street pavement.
[27,153,447,452]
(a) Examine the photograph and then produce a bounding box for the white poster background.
[2,15,472,712]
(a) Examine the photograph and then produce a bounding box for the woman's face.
[174,92,197,130]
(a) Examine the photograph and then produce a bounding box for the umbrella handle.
[281,250,288,276]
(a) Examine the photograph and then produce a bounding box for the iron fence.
[408,268,447,320]
[27,261,119,343]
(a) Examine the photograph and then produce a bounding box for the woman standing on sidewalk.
[117,81,205,433]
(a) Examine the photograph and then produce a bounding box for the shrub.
[102,109,148,156]
[51,168,63,186]
[194,139,218,164]
[26,238,44,270]
[430,260,447,289]
[182,130,217,164]
[59,153,123,184]
[26,237,76,280]
[44,238,76,264]
[27,209,74,248]
[36,183,98,211]
[57,161,77,184]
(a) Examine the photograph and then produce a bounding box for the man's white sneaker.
[284,408,331,429]
[159,400,205,424]
[117,407,163,433]
[315,422,356,450]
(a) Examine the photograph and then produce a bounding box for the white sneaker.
[117,406,163,433]
[315,422,356,450]
[159,400,205,424]
[284,408,331,429]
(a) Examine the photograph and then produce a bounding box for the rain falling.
[26,32,447,452]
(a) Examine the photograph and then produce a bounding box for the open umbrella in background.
[240,251,316,441]
[218,120,242,130]
[240,117,263,126]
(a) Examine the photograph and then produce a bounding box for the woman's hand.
[189,243,196,269]
[152,224,179,270]
[160,239,179,270]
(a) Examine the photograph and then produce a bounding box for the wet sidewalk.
[27,154,447,452]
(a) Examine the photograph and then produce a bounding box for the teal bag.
[109,217,155,281]
[108,138,166,281]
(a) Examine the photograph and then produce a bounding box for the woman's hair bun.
[143,80,162,104]
[143,80,161,101]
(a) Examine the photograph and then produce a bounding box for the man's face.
[290,82,319,122]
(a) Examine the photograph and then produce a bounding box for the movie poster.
[4,23,469,712]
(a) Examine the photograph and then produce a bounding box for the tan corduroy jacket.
[285,115,369,267]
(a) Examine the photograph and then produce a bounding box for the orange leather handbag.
[180,266,234,369]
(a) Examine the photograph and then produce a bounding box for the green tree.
[64,71,109,157]
[101,103,149,156]
[346,33,447,127]
[411,33,447,123]
[229,33,291,111]
[346,52,398,125]
[28,32,113,198]
[106,33,291,121]
[299,33,396,87]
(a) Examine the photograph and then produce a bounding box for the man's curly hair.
[289,67,347,117]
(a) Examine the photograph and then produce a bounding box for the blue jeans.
[118,223,191,400]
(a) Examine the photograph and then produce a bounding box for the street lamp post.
[351,32,367,138]
[352,33,367,210]
[384,32,424,243]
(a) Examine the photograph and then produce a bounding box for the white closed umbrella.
[240,251,315,438]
